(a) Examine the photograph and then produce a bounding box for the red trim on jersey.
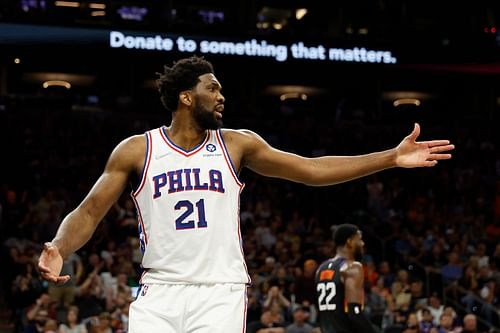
[131,194,148,245]
[132,131,153,197]
[237,185,251,284]
[242,285,248,333]
[160,126,210,157]
[215,130,244,188]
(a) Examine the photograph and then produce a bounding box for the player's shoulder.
[219,128,256,148]
[220,128,267,148]
[344,261,364,276]
[220,128,258,140]
[108,133,147,168]
[117,134,147,151]
[350,261,363,268]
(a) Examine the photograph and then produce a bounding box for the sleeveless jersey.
[131,127,250,285]
[315,257,358,333]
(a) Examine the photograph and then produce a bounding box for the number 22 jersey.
[315,257,355,333]
[131,127,250,285]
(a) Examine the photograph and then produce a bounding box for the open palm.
[38,242,71,285]
[396,123,454,168]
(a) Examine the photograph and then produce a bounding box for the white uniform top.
[131,127,250,285]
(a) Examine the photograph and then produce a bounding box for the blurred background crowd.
[0,98,497,333]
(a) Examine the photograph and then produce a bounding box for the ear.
[179,91,193,107]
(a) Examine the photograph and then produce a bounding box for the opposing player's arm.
[344,262,377,333]
[54,135,145,258]
[227,124,453,186]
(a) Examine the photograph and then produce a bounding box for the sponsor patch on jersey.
[206,144,216,152]
[320,269,335,281]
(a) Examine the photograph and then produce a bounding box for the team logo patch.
[141,285,149,296]
[206,144,216,152]
[320,269,335,281]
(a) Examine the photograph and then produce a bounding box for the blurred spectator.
[48,253,82,309]
[74,269,104,319]
[247,287,264,324]
[90,312,113,333]
[418,308,435,333]
[58,305,87,333]
[428,294,445,326]
[269,267,293,298]
[292,259,318,306]
[436,312,461,333]
[442,252,463,284]
[43,319,58,333]
[25,293,55,333]
[366,277,390,326]
[263,286,291,317]
[462,313,480,333]
[379,261,395,289]
[285,307,314,333]
[247,310,285,333]
[402,312,419,333]
[391,281,411,311]
[409,279,427,311]
[478,278,499,326]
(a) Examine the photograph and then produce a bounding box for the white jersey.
[131,127,250,285]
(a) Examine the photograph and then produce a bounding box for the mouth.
[215,104,224,118]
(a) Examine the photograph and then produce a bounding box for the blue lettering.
[151,168,224,198]
[209,169,225,193]
[167,169,184,193]
[184,168,193,191]
[152,173,167,198]
[193,168,209,190]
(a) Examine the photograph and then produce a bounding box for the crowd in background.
[0,99,498,333]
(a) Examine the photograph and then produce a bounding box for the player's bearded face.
[354,242,364,262]
[193,95,223,130]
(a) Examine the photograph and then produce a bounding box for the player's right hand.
[38,242,71,285]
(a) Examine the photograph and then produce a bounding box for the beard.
[193,100,223,130]
[354,246,364,262]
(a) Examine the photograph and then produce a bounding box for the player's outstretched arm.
[38,135,145,284]
[231,123,453,186]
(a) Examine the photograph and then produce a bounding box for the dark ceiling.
[1,0,500,46]
[0,0,499,120]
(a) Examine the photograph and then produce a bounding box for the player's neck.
[334,249,353,262]
[165,118,207,151]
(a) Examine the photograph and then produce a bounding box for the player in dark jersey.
[315,224,378,333]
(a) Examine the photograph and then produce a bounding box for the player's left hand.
[38,242,71,285]
[395,123,454,168]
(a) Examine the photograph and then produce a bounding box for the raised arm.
[38,135,145,284]
[230,123,453,186]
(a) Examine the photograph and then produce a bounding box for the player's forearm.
[51,207,100,259]
[307,149,397,186]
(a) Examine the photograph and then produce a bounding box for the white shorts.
[129,283,247,333]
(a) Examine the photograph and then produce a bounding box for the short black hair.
[157,56,214,112]
[333,224,359,247]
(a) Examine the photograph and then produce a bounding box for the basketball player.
[38,56,454,332]
[315,224,377,333]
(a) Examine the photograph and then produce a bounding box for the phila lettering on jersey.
[131,127,250,284]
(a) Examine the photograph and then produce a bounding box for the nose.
[217,92,225,104]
